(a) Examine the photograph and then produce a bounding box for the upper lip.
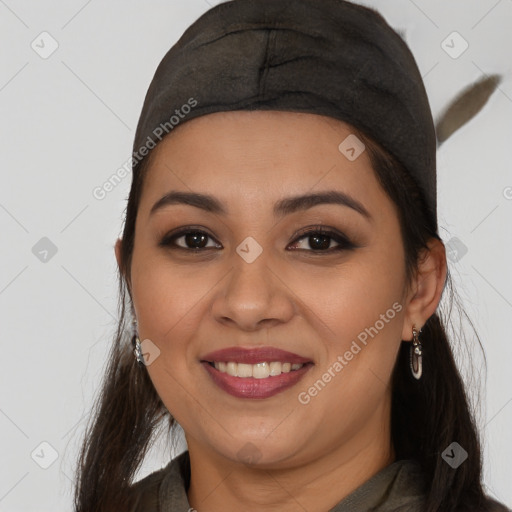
[200,346,313,365]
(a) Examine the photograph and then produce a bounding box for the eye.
[159,225,356,253]
[159,228,221,251]
[288,226,356,253]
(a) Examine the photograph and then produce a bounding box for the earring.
[131,317,145,367]
[409,325,423,380]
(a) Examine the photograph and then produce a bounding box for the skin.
[115,111,447,512]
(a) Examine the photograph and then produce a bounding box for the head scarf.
[132,0,438,231]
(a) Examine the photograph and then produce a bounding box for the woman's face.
[127,111,413,468]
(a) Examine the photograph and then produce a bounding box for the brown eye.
[159,229,221,251]
[288,227,355,253]
[159,225,356,254]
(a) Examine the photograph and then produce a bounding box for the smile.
[211,361,304,378]
[200,346,314,399]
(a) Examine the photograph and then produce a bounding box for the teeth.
[227,362,237,376]
[269,362,282,376]
[213,361,305,378]
[237,363,253,378]
[253,362,270,379]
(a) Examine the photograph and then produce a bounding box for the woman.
[74,0,510,511]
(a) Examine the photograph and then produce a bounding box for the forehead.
[138,110,384,217]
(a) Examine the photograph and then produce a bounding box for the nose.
[210,250,296,332]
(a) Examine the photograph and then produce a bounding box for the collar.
[154,450,426,512]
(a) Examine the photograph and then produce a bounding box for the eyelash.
[159,225,356,254]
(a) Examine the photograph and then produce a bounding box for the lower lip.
[202,362,313,399]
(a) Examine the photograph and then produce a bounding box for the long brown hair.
[73,124,494,512]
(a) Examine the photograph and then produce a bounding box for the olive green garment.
[129,450,510,512]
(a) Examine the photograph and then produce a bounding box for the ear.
[115,238,135,315]
[115,238,123,272]
[401,237,447,341]
[115,237,130,290]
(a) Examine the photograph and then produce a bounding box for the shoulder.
[130,451,189,512]
[483,497,512,512]
[127,463,171,512]
[393,461,511,512]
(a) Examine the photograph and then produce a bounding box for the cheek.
[290,239,405,349]
[129,255,203,401]
[291,236,406,410]
[130,245,210,336]
[129,250,210,421]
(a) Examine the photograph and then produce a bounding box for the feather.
[435,74,501,145]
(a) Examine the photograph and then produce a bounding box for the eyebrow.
[149,190,372,220]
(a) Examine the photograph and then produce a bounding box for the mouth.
[200,346,314,399]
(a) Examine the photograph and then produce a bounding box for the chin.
[204,431,306,469]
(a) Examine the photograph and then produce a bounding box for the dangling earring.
[409,325,423,380]
[131,317,145,367]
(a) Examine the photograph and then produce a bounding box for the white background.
[1,0,511,510]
